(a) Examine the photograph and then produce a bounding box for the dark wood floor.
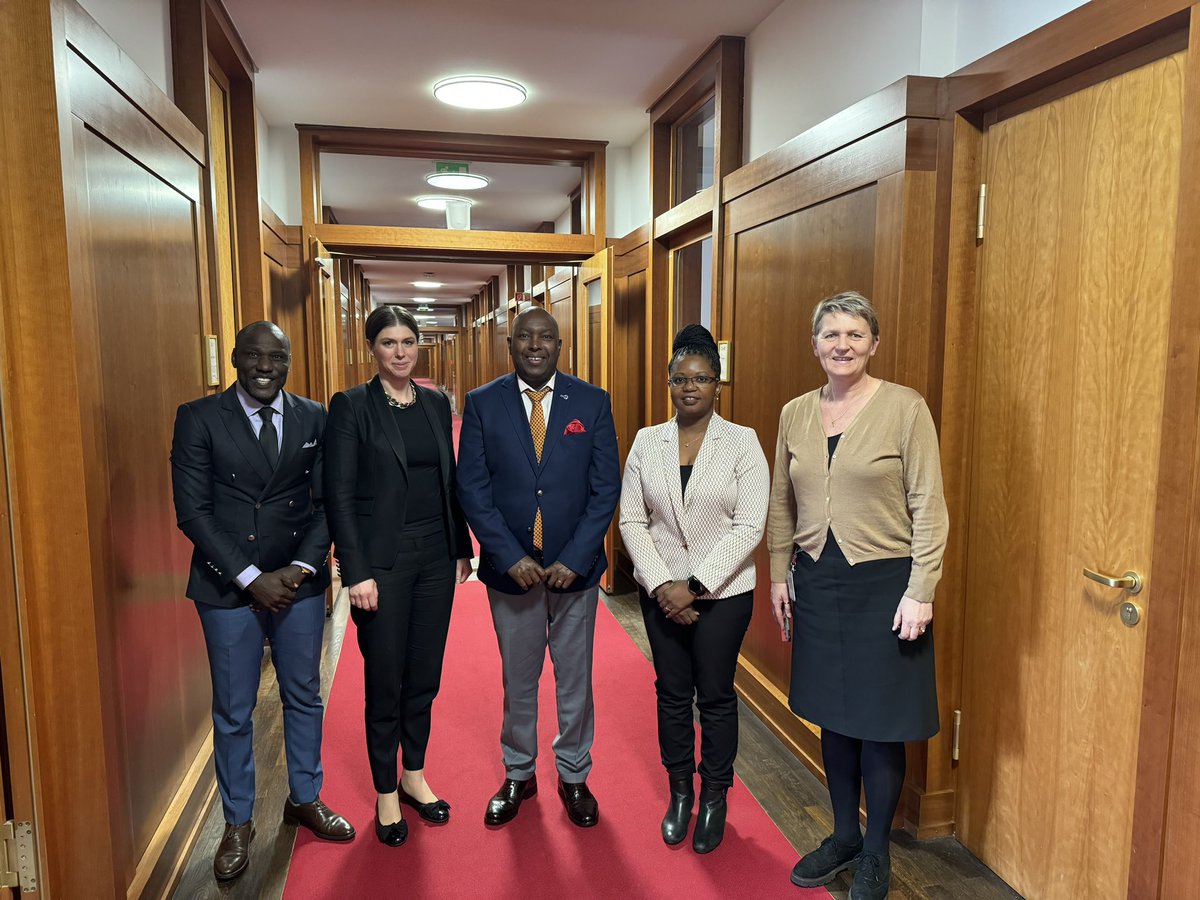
[171,587,1021,899]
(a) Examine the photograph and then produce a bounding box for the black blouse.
[392,404,441,526]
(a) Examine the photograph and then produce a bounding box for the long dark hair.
[365,304,421,344]
[669,323,720,380]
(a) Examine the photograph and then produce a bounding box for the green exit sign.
[435,161,470,174]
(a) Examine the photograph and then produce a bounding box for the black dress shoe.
[374,812,409,847]
[791,834,863,886]
[213,821,254,881]
[662,774,694,845]
[558,779,599,828]
[401,789,451,824]
[692,782,727,854]
[485,775,537,826]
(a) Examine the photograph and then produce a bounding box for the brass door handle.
[1083,567,1143,595]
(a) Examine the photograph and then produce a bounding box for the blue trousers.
[195,593,326,824]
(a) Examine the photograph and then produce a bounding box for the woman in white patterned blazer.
[619,324,770,856]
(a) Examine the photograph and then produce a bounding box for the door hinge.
[976,184,987,241]
[1,820,38,893]
[951,709,962,761]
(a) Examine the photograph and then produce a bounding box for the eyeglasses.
[668,374,718,387]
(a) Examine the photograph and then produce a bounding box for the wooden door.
[576,248,615,590]
[547,267,576,375]
[309,239,339,402]
[955,52,1185,900]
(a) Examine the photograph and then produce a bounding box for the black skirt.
[788,535,939,742]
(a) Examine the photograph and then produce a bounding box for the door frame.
[937,4,1200,895]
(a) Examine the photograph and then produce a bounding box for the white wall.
[741,0,1090,163]
[77,0,173,99]
[952,0,1089,71]
[265,125,301,224]
[744,0,925,162]
[607,127,652,238]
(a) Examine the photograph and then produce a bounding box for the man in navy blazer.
[457,307,620,829]
[171,321,354,881]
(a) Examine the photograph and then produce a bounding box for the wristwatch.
[687,576,706,598]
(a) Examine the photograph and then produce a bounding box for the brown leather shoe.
[485,775,538,826]
[283,797,356,841]
[213,821,254,881]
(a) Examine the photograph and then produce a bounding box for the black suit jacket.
[324,376,472,586]
[170,386,332,608]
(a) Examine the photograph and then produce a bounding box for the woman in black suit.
[324,305,472,847]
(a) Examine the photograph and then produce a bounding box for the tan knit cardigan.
[766,380,948,603]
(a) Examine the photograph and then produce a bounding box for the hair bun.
[672,323,717,353]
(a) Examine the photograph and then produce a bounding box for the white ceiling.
[320,154,582,232]
[225,0,784,146]
[226,0,784,307]
[353,258,500,308]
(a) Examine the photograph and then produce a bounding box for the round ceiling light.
[425,171,490,190]
[412,280,443,289]
[411,297,438,304]
[416,195,473,211]
[433,76,527,110]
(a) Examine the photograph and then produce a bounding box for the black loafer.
[485,775,538,826]
[374,812,408,847]
[401,791,451,824]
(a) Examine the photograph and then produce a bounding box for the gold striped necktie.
[525,386,550,549]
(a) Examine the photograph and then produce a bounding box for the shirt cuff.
[235,565,263,590]
[291,561,316,576]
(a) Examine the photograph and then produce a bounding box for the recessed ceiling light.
[425,171,490,191]
[433,75,527,110]
[413,280,443,289]
[412,298,437,304]
[416,195,473,211]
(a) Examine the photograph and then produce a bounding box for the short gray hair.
[810,291,880,338]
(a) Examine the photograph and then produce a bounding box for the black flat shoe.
[401,790,451,824]
[374,812,408,847]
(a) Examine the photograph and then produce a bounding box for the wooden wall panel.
[728,186,879,686]
[65,38,214,894]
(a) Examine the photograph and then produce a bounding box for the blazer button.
[288,500,296,507]
[248,534,256,541]
[537,489,544,496]
[255,503,262,509]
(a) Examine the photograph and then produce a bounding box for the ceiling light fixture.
[425,171,490,191]
[412,280,443,289]
[412,298,437,305]
[433,75,527,110]
[416,195,473,212]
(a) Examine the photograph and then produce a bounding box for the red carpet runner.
[284,382,826,898]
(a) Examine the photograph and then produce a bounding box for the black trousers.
[350,519,455,793]
[639,589,753,786]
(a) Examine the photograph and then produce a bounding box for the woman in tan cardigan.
[620,324,769,855]
[768,292,947,900]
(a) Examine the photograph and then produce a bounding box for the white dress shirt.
[516,372,557,424]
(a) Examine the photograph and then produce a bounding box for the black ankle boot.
[692,782,728,854]
[661,774,695,845]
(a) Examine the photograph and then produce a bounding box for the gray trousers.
[487,582,599,782]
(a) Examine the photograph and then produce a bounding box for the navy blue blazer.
[457,371,620,594]
[171,386,331,608]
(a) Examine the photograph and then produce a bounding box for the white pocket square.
[301,439,318,448]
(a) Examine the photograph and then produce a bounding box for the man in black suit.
[171,321,354,882]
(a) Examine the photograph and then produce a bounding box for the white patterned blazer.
[619,414,769,599]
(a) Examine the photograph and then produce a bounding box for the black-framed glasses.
[668,374,718,387]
